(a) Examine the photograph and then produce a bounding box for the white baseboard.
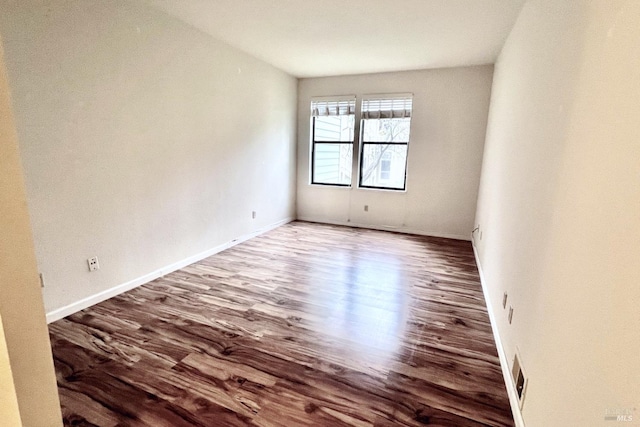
[297,216,470,241]
[46,217,293,324]
[471,236,526,427]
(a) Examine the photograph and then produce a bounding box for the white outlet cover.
[88,257,99,272]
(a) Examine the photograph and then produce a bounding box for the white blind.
[362,95,413,119]
[311,97,356,117]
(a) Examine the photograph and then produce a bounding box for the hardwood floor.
[49,221,514,426]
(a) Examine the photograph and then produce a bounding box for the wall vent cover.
[512,350,528,409]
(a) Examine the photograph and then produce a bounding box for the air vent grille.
[512,351,528,408]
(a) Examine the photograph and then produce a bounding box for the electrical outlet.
[87,256,99,272]
[502,292,508,309]
[364,205,369,212]
[508,306,514,324]
[252,211,256,219]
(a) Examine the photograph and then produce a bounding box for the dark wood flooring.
[49,221,514,426]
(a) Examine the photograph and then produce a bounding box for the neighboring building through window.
[310,97,356,186]
[380,152,392,181]
[359,95,412,191]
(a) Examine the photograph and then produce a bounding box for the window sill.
[308,183,353,189]
[357,186,407,193]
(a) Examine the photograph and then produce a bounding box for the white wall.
[0,38,62,426]
[475,1,640,426]
[0,0,297,316]
[297,67,493,240]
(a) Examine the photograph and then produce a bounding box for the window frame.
[309,97,356,187]
[358,95,413,191]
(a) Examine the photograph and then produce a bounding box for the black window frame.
[358,123,409,191]
[358,94,413,191]
[310,98,356,187]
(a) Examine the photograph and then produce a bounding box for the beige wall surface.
[0,38,62,426]
[475,1,640,426]
[0,314,23,427]
[0,0,297,314]
[297,66,493,240]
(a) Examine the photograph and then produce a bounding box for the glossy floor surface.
[49,221,514,426]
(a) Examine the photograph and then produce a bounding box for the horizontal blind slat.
[311,98,356,117]
[362,96,413,119]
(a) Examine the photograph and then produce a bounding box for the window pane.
[313,143,352,185]
[362,118,410,143]
[314,115,355,142]
[360,144,407,189]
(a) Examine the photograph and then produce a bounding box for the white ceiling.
[144,0,525,78]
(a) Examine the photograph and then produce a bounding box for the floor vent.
[512,350,528,408]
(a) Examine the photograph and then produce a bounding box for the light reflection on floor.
[308,249,409,367]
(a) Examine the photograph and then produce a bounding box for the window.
[309,94,413,190]
[359,95,412,191]
[310,97,356,186]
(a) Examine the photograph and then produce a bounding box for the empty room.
[0,1,638,426]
